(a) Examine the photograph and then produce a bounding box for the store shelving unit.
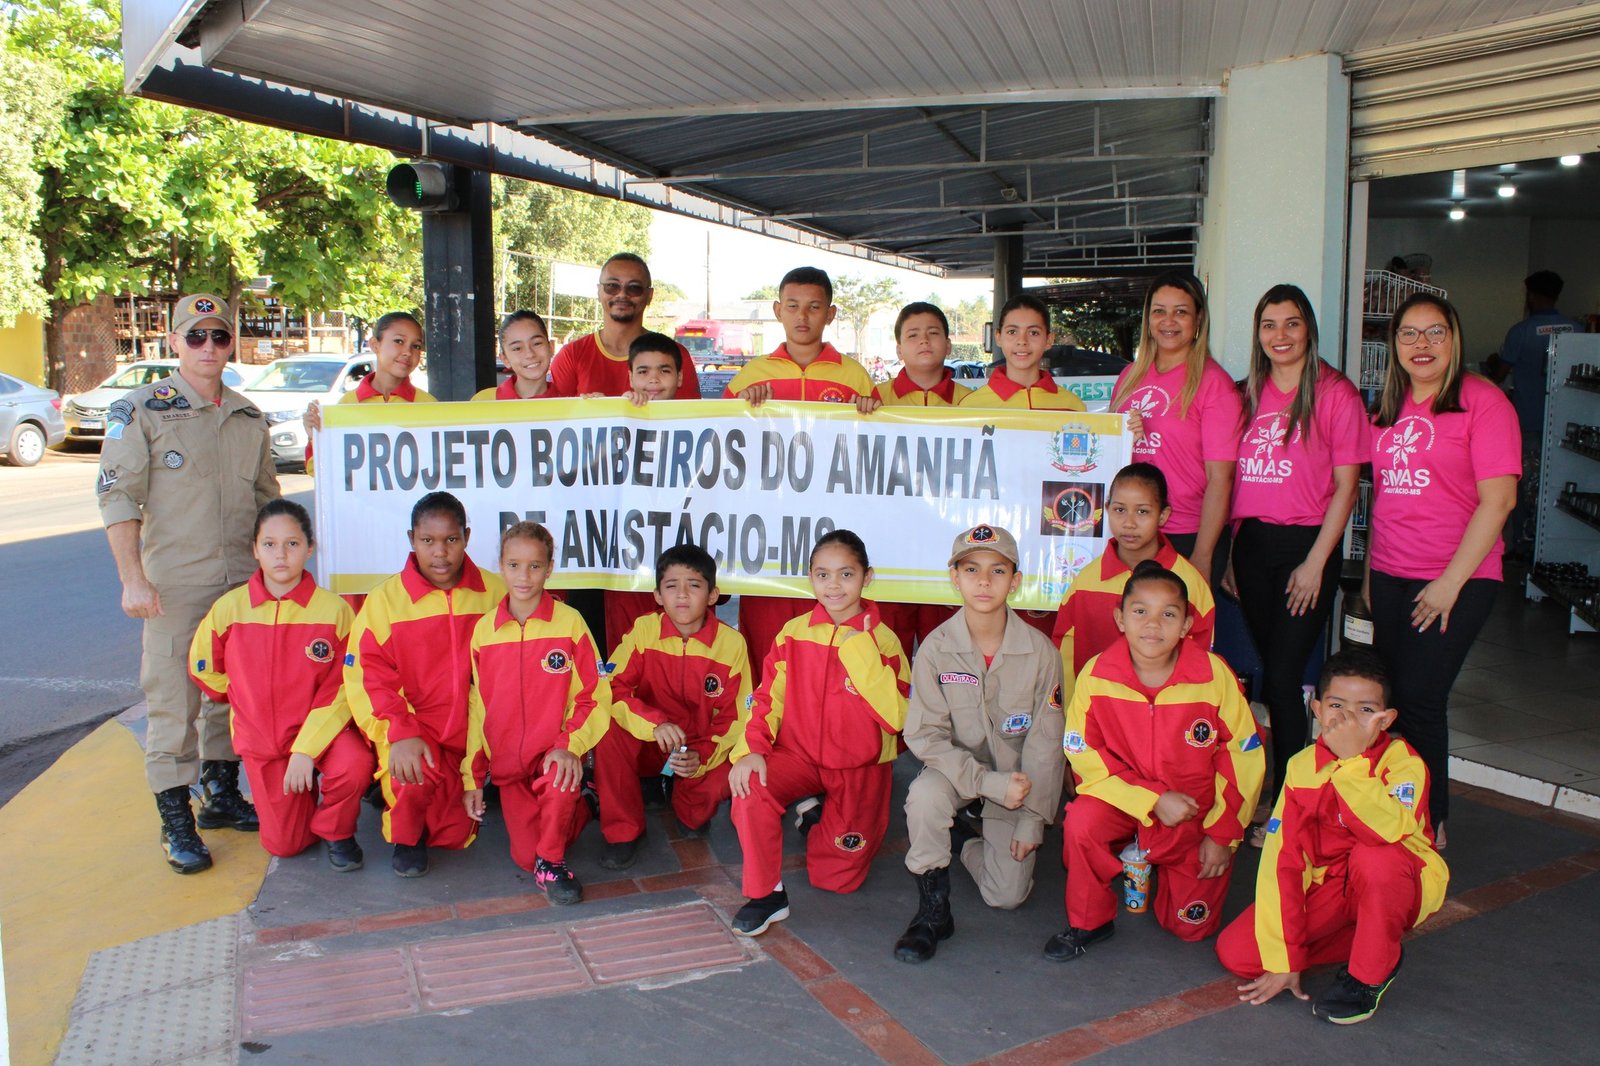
[1528,331,1600,635]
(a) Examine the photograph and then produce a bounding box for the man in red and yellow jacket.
[346,493,504,876]
[594,545,752,868]
[1062,636,1264,943]
[730,599,910,906]
[461,590,609,880]
[190,569,374,862]
[1217,649,1447,1025]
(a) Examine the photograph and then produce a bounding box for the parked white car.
[62,360,248,443]
[240,355,376,468]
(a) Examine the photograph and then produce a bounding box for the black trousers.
[1166,527,1231,589]
[1369,570,1499,826]
[1232,520,1341,799]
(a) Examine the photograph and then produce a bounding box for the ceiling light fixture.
[1448,205,1466,221]
[1560,154,1581,167]
[1497,180,1516,198]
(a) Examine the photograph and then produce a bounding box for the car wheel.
[5,421,47,467]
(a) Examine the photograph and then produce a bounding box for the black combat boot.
[196,760,260,831]
[155,786,213,874]
[893,866,954,963]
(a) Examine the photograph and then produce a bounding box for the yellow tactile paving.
[0,721,268,1066]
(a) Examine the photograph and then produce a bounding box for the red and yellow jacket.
[733,600,910,769]
[1064,639,1263,847]
[959,370,1086,411]
[608,612,752,775]
[189,570,354,762]
[306,373,436,473]
[1254,734,1448,972]
[461,594,609,789]
[722,343,874,403]
[872,367,969,407]
[1052,536,1215,698]
[346,554,505,759]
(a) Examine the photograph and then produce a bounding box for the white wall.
[1197,54,1349,375]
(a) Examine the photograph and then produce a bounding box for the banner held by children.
[314,399,1131,611]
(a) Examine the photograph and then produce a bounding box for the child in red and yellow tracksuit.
[1047,561,1263,961]
[594,543,752,870]
[1217,649,1447,1025]
[724,267,886,677]
[190,500,374,869]
[462,522,608,904]
[727,530,911,937]
[1053,463,1214,698]
[870,302,969,651]
[346,492,505,877]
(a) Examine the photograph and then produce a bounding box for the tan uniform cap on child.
[948,523,1020,568]
[171,294,233,334]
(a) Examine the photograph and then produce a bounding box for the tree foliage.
[493,178,651,339]
[832,274,901,354]
[924,291,990,341]
[0,36,64,326]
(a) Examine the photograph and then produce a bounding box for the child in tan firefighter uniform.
[895,524,1065,963]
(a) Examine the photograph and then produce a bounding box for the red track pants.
[498,770,590,870]
[1062,794,1233,941]
[243,727,375,857]
[731,749,892,898]
[381,741,476,849]
[1216,843,1422,985]
[593,726,731,842]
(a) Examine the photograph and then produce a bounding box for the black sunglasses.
[184,328,234,348]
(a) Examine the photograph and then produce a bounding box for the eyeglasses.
[1396,325,1449,346]
[183,328,234,348]
[600,281,649,297]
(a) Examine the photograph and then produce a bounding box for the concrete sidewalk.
[4,715,1599,1066]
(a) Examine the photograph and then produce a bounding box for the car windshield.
[248,361,345,392]
[107,364,175,389]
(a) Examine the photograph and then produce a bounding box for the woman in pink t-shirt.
[1368,293,1520,843]
[1112,271,1243,587]
[1224,285,1369,824]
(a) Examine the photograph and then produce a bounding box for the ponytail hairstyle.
[1373,293,1467,428]
[1246,284,1322,445]
[1111,271,1212,418]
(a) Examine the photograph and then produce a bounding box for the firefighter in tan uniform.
[98,293,281,873]
[895,525,1066,963]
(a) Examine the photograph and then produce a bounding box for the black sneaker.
[535,857,583,905]
[794,797,823,837]
[1313,950,1403,1025]
[674,817,708,839]
[1042,920,1115,962]
[731,889,790,937]
[391,841,429,878]
[326,837,364,872]
[640,775,670,811]
[599,834,643,870]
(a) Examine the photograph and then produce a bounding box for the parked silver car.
[241,355,375,468]
[0,371,67,466]
[62,360,247,443]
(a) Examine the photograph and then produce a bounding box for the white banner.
[314,399,1131,610]
[549,260,600,298]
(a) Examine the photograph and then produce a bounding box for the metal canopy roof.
[126,0,1594,277]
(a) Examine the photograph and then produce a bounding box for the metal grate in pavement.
[570,903,751,984]
[412,926,591,1009]
[240,947,416,1039]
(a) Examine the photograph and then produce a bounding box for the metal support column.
[420,167,495,400]
[990,235,1025,356]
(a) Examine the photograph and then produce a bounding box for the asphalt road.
[0,446,311,802]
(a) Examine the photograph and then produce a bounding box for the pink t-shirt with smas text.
[1233,362,1371,527]
[1114,357,1243,534]
[1369,374,1521,582]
